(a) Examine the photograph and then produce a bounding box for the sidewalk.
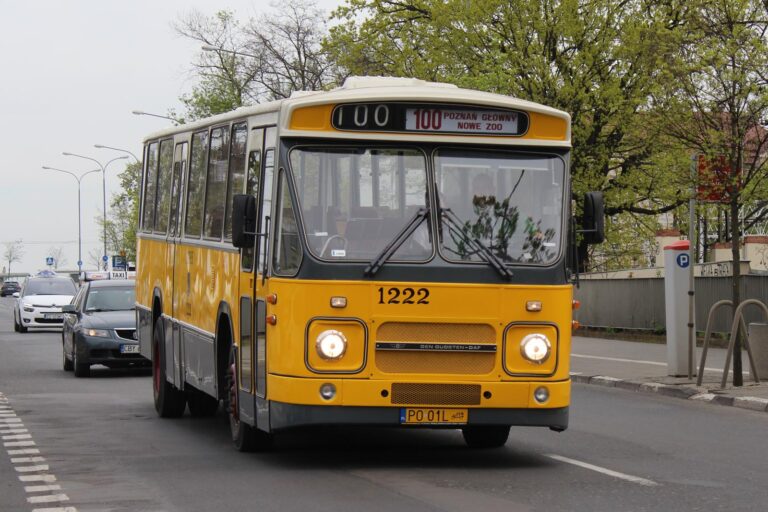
[571,335,768,413]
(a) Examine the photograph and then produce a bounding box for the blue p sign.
[676,253,690,268]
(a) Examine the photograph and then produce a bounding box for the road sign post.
[664,240,696,377]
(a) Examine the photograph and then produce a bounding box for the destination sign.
[331,103,528,136]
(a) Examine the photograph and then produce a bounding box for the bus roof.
[143,76,571,144]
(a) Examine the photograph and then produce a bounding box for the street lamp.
[62,153,128,270]
[131,110,180,124]
[94,144,140,163]
[41,166,100,276]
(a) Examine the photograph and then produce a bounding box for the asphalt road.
[2,296,768,512]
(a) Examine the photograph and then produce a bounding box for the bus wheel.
[187,387,219,417]
[152,321,186,418]
[226,346,272,452]
[461,426,510,449]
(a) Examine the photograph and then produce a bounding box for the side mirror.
[581,191,605,244]
[12,292,19,298]
[62,304,78,314]
[232,194,257,249]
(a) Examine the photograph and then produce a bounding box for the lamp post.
[62,153,128,270]
[94,144,140,163]
[41,166,100,276]
[131,110,180,124]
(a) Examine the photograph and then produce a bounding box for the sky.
[0,0,342,274]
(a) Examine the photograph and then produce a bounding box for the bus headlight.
[520,333,551,364]
[316,330,347,360]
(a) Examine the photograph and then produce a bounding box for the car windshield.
[24,278,76,296]
[85,287,136,312]
[435,150,565,265]
[288,147,431,261]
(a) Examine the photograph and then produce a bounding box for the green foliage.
[100,161,141,262]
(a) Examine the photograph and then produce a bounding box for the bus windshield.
[289,147,431,261]
[435,150,564,265]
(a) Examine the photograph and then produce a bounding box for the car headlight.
[86,329,110,338]
[316,329,347,360]
[23,303,34,312]
[520,333,551,364]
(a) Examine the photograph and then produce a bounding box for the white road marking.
[25,484,62,493]
[547,454,658,487]
[8,448,40,455]
[0,428,29,434]
[3,433,32,440]
[572,353,749,375]
[27,494,69,504]
[15,464,50,473]
[0,417,22,423]
[5,440,36,447]
[20,475,57,483]
[13,456,46,463]
[31,508,77,512]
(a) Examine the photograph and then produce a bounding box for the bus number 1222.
[378,287,430,305]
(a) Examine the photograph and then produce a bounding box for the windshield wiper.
[364,207,430,277]
[439,207,513,280]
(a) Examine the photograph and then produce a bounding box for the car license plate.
[400,408,468,425]
[120,344,140,354]
[43,313,64,320]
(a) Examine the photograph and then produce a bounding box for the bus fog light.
[316,330,347,360]
[534,386,549,403]
[520,333,551,364]
[320,383,336,400]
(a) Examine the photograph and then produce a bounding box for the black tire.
[462,426,511,449]
[226,345,272,452]
[73,340,90,377]
[187,386,219,417]
[13,312,20,333]
[152,321,186,418]
[62,335,73,372]
[18,314,27,333]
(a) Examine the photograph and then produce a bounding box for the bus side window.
[241,149,261,272]
[185,131,209,239]
[203,125,231,240]
[169,142,188,238]
[154,139,174,235]
[224,122,248,241]
[272,170,302,275]
[141,142,159,232]
[258,149,275,273]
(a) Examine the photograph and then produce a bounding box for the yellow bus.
[136,76,604,451]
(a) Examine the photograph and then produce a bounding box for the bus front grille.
[375,322,496,374]
[390,383,482,406]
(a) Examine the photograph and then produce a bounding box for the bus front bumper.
[269,402,568,431]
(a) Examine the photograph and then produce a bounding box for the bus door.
[238,126,275,429]
[168,141,188,387]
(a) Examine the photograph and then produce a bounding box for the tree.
[325,0,692,268]
[47,246,67,270]
[100,161,141,262]
[4,240,24,276]
[174,0,340,121]
[659,0,768,386]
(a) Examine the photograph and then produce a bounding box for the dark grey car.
[61,279,148,377]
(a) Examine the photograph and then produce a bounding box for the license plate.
[120,344,140,354]
[400,408,468,425]
[43,313,64,320]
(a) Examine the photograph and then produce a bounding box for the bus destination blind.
[331,103,528,136]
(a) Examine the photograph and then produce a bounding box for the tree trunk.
[730,196,742,387]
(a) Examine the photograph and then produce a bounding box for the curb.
[571,374,768,413]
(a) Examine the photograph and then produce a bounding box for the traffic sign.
[676,253,690,268]
[102,255,109,262]
[77,260,83,267]
[46,257,54,266]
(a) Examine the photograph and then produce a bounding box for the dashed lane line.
[0,392,77,512]
[547,454,659,487]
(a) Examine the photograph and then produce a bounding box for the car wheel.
[461,425,511,449]
[18,319,27,333]
[73,340,90,377]
[226,345,272,452]
[13,312,20,333]
[187,386,219,417]
[152,321,186,418]
[62,335,73,372]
